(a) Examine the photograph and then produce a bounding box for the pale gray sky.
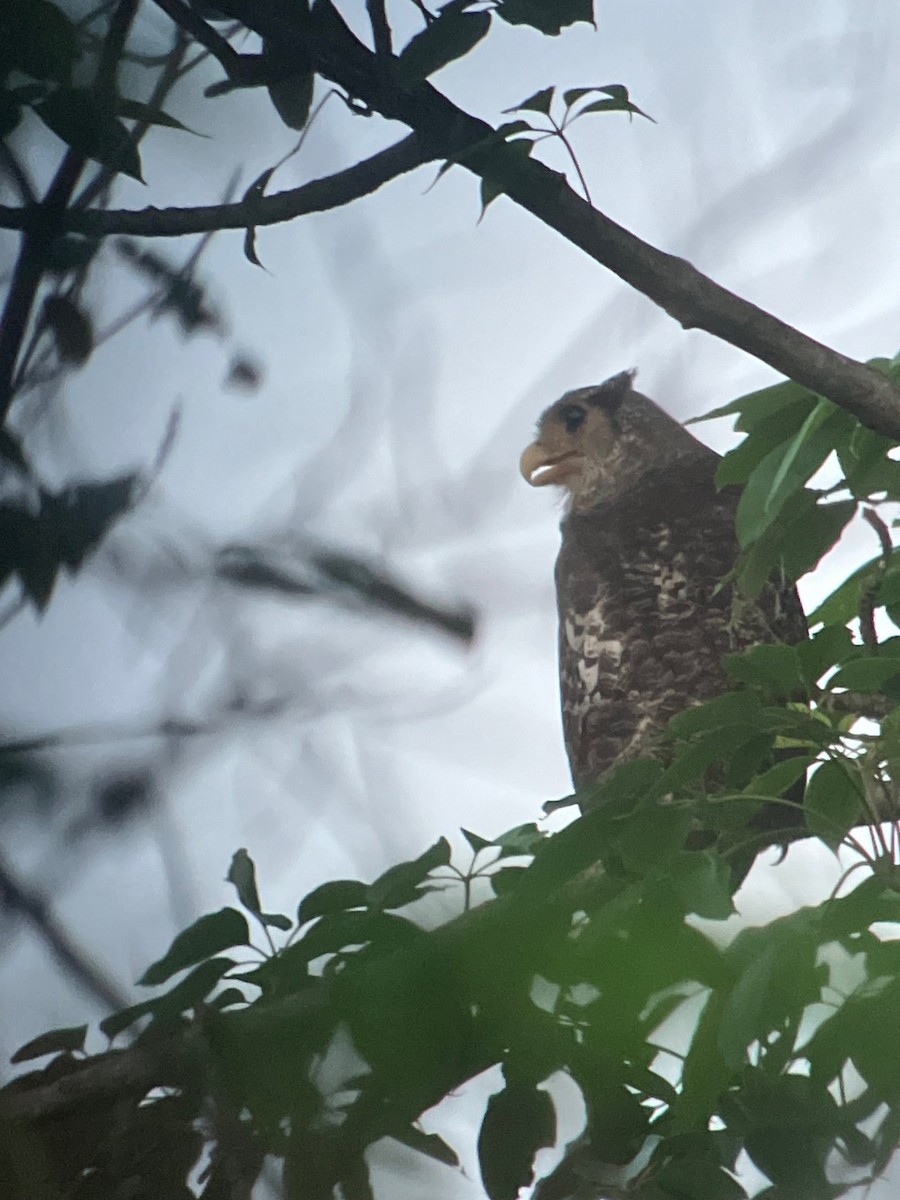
[2,3,900,1195]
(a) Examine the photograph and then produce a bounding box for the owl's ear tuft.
[589,369,636,413]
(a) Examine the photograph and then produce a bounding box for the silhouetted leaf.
[4,0,78,83]
[227,848,262,914]
[43,472,137,571]
[11,1024,87,1063]
[100,998,157,1040]
[297,879,368,926]
[340,1155,375,1200]
[367,837,451,909]
[138,908,249,986]
[35,88,143,180]
[478,1083,555,1200]
[0,430,28,471]
[117,97,200,133]
[42,295,93,364]
[225,354,262,390]
[291,909,423,963]
[480,136,533,216]
[496,0,592,34]
[267,70,314,130]
[507,86,555,116]
[569,84,655,123]
[397,2,491,86]
[43,234,101,273]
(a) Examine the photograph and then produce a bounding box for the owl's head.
[520,370,708,510]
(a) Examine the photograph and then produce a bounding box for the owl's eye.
[562,405,586,433]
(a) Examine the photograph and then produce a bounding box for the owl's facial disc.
[520,443,582,488]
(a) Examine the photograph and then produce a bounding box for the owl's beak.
[520,442,578,487]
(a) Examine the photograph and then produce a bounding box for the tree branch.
[156,0,900,443]
[0,135,434,239]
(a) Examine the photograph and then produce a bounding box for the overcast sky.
[3,2,900,1195]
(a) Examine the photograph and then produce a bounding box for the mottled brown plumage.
[521,370,806,794]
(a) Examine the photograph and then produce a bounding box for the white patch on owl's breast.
[563,598,623,717]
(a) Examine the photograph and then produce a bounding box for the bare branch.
[0,850,130,1015]
[0,135,433,240]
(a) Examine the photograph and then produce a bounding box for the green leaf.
[658,725,768,792]
[490,865,528,895]
[209,986,248,1010]
[296,879,368,926]
[716,402,822,488]
[493,822,544,857]
[4,0,78,83]
[391,1126,460,1168]
[796,623,855,686]
[690,379,816,431]
[724,643,804,699]
[461,827,492,852]
[11,1024,88,1063]
[804,760,863,848]
[367,837,451,909]
[667,852,735,920]
[668,691,766,739]
[743,755,811,800]
[227,848,262,914]
[478,1083,556,1200]
[507,86,555,116]
[807,553,882,627]
[496,0,593,35]
[736,494,855,597]
[835,422,900,499]
[397,3,491,86]
[613,806,692,872]
[735,404,850,547]
[829,657,900,693]
[719,926,819,1069]
[138,908,249,986]
[653,1158,746,1200]
[260,912,292,931]
[34,88,143,180]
